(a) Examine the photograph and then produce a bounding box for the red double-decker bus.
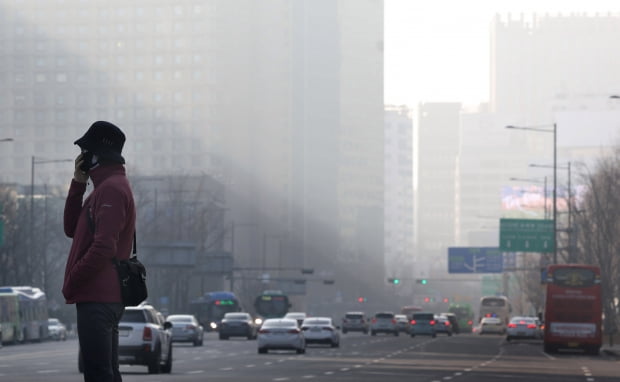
[543,264,602,354]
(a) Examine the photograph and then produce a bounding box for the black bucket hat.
[74,121,126,164]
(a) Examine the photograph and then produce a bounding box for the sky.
[384,0,620,107]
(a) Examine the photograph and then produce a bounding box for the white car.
[284,312,307,327]
[478,317,505,335]
[506,316,542,341]
[301,317,340,347]
[257,318,305,354]
[48,318,67,341]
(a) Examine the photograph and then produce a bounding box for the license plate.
[311,328,321,332]
[568,342,579,347]
[119,330,130,337]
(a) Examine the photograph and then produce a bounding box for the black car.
[440,313,460,334]
[219,312,257,340]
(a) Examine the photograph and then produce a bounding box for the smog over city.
[0,2,619,377]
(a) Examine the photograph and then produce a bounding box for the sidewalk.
[601,334,620,358]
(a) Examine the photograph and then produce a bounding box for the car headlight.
[210,322,218,330]
[254,318,263,326]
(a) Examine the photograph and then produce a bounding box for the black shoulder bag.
[87,207,148,306]
[113,232,148,307]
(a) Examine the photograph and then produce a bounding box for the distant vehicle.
[166,314,204,346]
[394,314,410,333]
[284,312,307,327]
[440,312,460,334]
[543,264,602,355]
[254,290,291,319]
[506,316,542,341]
[478,296,511,326]
[478,317,505,335]
[434,315,453,336]
[448,303,475,332]
[370,312,398,336]
[219,312,258,340]
[0,286,48,342]
[0,291,21,344]
[47,318,67,341]
[114,304,173,374]
[409,312,436,338]
[400,305,423,319]
[342,311,369,334]
[257,318,305,354]
[189,291,241,331]
[301,317,340,347]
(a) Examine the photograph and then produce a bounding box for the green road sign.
[499,218,554,252]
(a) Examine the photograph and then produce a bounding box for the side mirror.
[163,322,172,330]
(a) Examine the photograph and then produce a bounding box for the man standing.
[63,121,136,382]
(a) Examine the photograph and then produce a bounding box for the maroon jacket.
[62,164,136,304]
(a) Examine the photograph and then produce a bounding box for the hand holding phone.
[74,152,90,183]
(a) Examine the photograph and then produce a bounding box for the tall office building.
[414,103,460,277]
[384,105,413,283]
[0,0,385,309]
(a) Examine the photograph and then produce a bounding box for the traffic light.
[357,297,367,303]
[416,279,428,285]
[387,278,401,284]
[423,297,430,303]
[443,297,449,303]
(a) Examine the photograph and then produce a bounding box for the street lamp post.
[530,162,572,262]
[506,123,557,263]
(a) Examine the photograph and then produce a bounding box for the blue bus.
[189,291,241,331]
[0,286,48,342]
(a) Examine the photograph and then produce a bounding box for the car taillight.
[371,318,377,324]
[391,319,396,324]
[186,324,195,330]
[410,320,416,325]
[258,329,270,334]
[467,320,473,325]
[288,329,300,334]
[508,323,517,328]
[323,327,333,331]
[527,324,537,329]
[444,321,450,326]
[519,320,526,325]
[143,327,152,341]
[430,320,436,326]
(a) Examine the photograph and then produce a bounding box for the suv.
[370,312,398,336]
[410,312,436,338]
[342,312,369,334]
[119,305,173,373]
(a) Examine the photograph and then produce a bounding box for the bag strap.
[133,231,137,255]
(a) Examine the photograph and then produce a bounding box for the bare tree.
[573,149,620,344]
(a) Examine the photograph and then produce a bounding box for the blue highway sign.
[448,247,503,274]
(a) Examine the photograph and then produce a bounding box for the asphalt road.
[1,332,618,381]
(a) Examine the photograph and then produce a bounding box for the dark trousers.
[77,302,125,382]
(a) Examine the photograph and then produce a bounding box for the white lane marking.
[541,351,556,360]
[264,362,273,365]
[464,368,472,372]
[324,371,334,375]
[187,370,204,374]
[246,364,256,368]
[37,370,60,374]
[273,378,289,381]
[302,376,315,379]
[340,368,350,371]
[220,367,233,371]
[454,372,462,376]
[354,364,363,368]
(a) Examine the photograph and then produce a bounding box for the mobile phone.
[79,151,94,172]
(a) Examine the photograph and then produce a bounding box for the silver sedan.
[301,317,340,347]
[257,318,305,354]
[166,314,204,346]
